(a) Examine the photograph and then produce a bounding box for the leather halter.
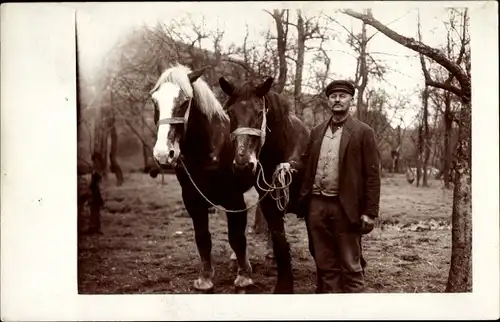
[230,98,268,150]
[156,97,192,132]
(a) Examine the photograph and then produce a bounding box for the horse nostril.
[168,150,175,159]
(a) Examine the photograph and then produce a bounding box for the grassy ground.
[78,172,453,294]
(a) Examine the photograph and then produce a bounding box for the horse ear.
[188,66,209,83]
[219,77,235,96]
[255,77,274,97]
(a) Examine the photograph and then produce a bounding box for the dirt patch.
[78,173,453,293]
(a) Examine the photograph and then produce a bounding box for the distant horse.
[219,76,310,293]
[149,64,255,292]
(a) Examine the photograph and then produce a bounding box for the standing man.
[298,80,380,293]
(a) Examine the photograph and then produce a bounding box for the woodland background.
[77,7,472,293]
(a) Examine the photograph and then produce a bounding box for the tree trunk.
[95,110,109,180]
[416,124,423,187]
[89,102,109,233]
[108,112,123,186]
[422,87,430,187]
[356,17,369,121]
[431,103,441,173]
[88,152,104,234]
[272,9,288,93]
[443,91,453,189]
[343,7,472,293]
[391,149,399,174]
[293,10,305,117]
[446,99,472,292]
[394,126,402,173]
[88,170,104,234]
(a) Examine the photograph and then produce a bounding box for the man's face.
[328,91,353,114]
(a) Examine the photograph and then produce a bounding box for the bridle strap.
[230,98,268,149]
[230,127,262,139]
[156,98,192,132]
[157,117,185,125]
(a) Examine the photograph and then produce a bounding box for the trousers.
[306,194,364,293]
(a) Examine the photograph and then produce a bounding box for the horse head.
[219,76,274,175]
[150,65,227,168]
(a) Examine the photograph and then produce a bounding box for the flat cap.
[325,80,356,97]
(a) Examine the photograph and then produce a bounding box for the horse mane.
[150,64,229,122]
[263,90,292,125]
[228,81,291,123]
[262,91,295,152]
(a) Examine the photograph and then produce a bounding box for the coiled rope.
[255,162,295,212]
[173,158,294,214]
[179,158,269,213]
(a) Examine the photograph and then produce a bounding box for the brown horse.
[219,76,310,293]
[149,64,255,292]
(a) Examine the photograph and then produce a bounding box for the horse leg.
[223,195,253,289]
[265,229,274,261]
[184,199,214,291]
[232,223,273,265]
[260,195,293,293]
[228,250,240,272]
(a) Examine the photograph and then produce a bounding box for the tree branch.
[325,15,361,47]
[285,54,298,63]
[221,58,256,78]
[417,11,432,83]
[343,9,470,100]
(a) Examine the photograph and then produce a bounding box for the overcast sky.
[74,2,470,128]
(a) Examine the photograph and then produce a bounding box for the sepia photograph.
[77,2,472,295]
[2,1,499,320]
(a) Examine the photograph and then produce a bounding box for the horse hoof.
[234,275,254,288]
[193,278,214,291]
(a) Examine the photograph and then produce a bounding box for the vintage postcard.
[1,1,498,320]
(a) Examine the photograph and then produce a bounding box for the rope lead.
[178,158,293,214]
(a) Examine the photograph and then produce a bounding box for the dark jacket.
[298,115,380,224]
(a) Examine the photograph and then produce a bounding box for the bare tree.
[326,10,388,122]
[292,10,306,116]
[354,10,370,121]
[344,8,471,292]
[430,9,468,188]
[107,110,124,186]
[264,9,289,93]
[286,10,327,116]
[416,122,423,187]
[421,87,430,186]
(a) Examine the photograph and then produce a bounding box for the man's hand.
[276,162,291,172]
[276,162,296,174]
[360,214,375,234]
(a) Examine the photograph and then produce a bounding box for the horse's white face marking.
[152,82,182,165]
[249,150,258,174]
